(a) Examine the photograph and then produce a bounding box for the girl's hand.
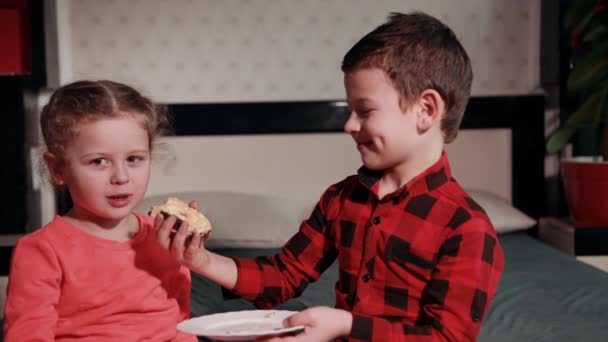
[258,306,352,342]
[155,200,211,270]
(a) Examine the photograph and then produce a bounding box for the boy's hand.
[155,200,211,270]
[258,307,352,342]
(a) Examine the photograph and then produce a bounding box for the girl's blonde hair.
[40,80,171,162]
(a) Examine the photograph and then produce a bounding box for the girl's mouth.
[107,194,132,207]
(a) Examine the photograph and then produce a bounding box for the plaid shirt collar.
[357,151,452,200]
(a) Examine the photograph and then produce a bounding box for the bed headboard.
[54,95,545,225]
[161,95,545,219]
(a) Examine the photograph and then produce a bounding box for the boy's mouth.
[356,140,373,149]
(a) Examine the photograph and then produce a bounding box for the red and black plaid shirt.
[229,152,504,341]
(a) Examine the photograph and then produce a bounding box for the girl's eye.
[91,158,108,165]
[127,155,146,163]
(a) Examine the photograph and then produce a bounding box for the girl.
[3,80,196,341]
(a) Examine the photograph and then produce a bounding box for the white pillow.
[466,190,536,233]
[136,191,312,248]
[137,190,534,248]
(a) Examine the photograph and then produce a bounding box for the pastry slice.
[149,197,212,234]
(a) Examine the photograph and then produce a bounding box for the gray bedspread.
[191,232,608,341]
[479,232,608,341]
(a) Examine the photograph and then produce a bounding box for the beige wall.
[30,0,538,229]
[50,0,541,101]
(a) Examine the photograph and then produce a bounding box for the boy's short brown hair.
[342,12,473,143]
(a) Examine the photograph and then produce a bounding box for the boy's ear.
[43,152,64,185]
[416,89,445,132]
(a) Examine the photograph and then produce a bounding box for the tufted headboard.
[129,95,546,248]
[147,96,545,214]
[50,95,546,241]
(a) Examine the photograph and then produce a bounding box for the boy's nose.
[344,112,359,133]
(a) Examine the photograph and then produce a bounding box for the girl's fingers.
[170,221,190,260]
[157,214,206,264]
[156,215,175,250]
[189,200,199,211]
[185,232,203,259]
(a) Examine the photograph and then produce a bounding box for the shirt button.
[372,216,381,225]
[362,274,372,282]
[346,293,355,306]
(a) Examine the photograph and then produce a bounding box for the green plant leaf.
[592,87,608,157]
[558,0,608,157]
[547,90,605,153]
[567,54,608,93]
[586,37,608,60]
[571,11,595,37]
[564,0,598,31]
[603,94,608,121]
[594,87,608,125]
[584,10,608,38]
[583,25,608,43]
[547,126,578,154]
[566,89,605,126]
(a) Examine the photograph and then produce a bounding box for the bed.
[169,230,608,342]
[122,95,607,340]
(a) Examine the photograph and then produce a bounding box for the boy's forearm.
[192,251,238,290]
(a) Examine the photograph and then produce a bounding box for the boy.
[158,12,504,341]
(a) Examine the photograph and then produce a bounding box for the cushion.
[137,189,535,249]
[137,191,313,248]
[467,190,536,233]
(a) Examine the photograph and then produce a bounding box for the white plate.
[177,310,305,341]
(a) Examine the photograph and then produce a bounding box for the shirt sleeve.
[346,218,504,342]
[3,237,62,342]
[225,189,339,308]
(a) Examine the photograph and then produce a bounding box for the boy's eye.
[358,108,374,117]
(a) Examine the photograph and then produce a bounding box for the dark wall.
[542,0,571,217]
[1,1,45,284]
[0,78,27,234]
[0,0,45,235]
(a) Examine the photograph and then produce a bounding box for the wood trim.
[539,217,608,255]
[165,96,543,135]
[0,246,13,276]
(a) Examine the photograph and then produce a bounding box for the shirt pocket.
[383,234,437,282]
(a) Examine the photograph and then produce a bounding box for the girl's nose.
[110,163,129,184]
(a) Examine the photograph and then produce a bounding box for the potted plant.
[546,0,608,228]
